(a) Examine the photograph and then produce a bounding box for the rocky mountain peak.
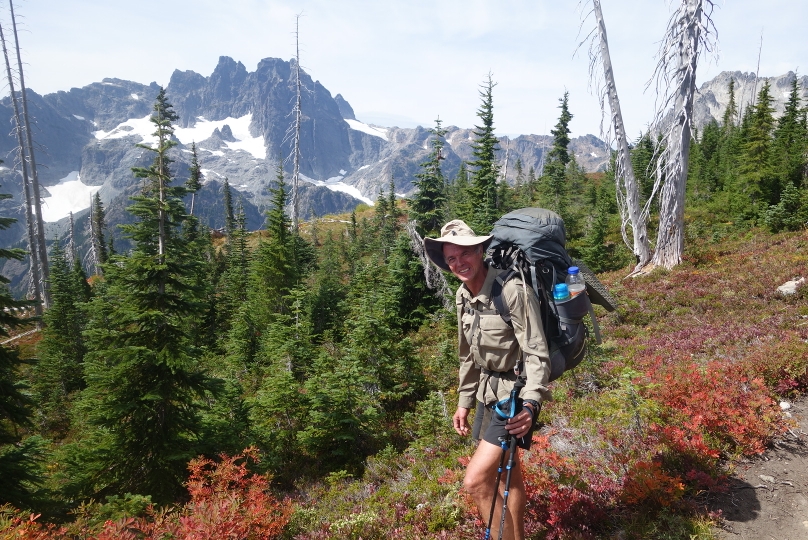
[334,94,356,120]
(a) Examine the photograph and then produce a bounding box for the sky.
[3,0,807,139]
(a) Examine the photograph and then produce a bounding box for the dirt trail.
[712,397,808,540]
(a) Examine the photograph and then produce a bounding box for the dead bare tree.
[9,0,49,305]
[578,0,651,270]
[67,211,76,265]
[287,13,304,232]
[86,196,100,275]
[405,220,454,311]
[648,0,716,269]
[0,19,41,315]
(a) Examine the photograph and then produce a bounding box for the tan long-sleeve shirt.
[456,265,551,409]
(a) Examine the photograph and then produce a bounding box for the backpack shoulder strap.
[491,269,517,327]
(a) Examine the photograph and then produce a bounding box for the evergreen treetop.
[468,74,501,233]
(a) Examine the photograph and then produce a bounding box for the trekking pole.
[497,434,518,540]
[487,381,524,540]
[484,437,509,540]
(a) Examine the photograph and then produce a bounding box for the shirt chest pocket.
[462,309,518,370]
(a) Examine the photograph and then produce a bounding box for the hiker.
[425,219,551,540]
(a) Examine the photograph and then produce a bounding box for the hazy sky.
[4,0,806,138]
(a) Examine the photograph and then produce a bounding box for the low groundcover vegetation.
[4,228,804,539]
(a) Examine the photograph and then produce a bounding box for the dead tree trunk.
[405,221,454,311]
[9,0,49,307]
[649,0,715,269]
[290,14,303,232]
[87,196,100,276]
[587,0,651,269]
[0,20,41,315]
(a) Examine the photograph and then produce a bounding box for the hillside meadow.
[2,216,805,539]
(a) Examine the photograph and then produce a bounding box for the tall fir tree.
[771,76,808,197]
[468,74,501,233]
[446,161,472,222]
[222,177,235,236]
[410,118,448,236]
[71,89,216,503]
[185,142,202,216]
[739,81,777,208]
[543,92,573,214]
[90,192,108,274]
[33,240,89,436]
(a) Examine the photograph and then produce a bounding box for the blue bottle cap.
[553,283,570,298]
[568,266,579,274]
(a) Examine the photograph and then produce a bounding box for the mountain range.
[0,56,805,288]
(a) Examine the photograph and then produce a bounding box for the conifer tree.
[0,185,43,510]
[73,89,215,503]
[216,201,251,337]
[411,118,448,235]
[722,78,738,131]
[543,92,573,214]
[526,165,538,203]
[446,162,472,222]
[468,74,501,232]
[89,192,108,275]
[739,81,777,208]
[34,240,89,435]
[186,142,202,216]
[308,232,348,339]
[771,76,808,199]
[222,177,235,236]
[387,232,442,333]
[227,162,312,372]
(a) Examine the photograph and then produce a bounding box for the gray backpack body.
[486,208,616,381]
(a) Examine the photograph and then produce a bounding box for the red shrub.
[642,358,783,457]
[621,460,684,508]
[521,434,615,540]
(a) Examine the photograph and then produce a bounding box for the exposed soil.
[711,397,808,540]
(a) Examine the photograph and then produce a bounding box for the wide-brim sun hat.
[423,220,492,272]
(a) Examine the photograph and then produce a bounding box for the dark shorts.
[471,400,536,450]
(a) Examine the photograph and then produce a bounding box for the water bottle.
[553,283,570,302]
[565,266,586,297]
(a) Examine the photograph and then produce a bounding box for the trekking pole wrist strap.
[523,399,540,422]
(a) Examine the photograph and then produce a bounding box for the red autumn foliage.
[641,357,783,457]
[621,460,685,508]
[0,449,292,540]
[521,434,616,539]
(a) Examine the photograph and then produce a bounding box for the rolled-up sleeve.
[504,280,551,404]
[456,298,480,409]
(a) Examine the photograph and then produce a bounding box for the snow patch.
[174,114,266,159]
[358,165,370,170]
[93,113,266,160]
[73,114,85,121]
[300,173,373,205]
[199,168,222,180]
[339,169,347,175]
[590,152,599,157]
[40,171,101,223]
[345,119,388,140]
[93,115,155,142]
[131,93,139,100]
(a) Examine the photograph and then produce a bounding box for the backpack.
[485,207,617,382]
